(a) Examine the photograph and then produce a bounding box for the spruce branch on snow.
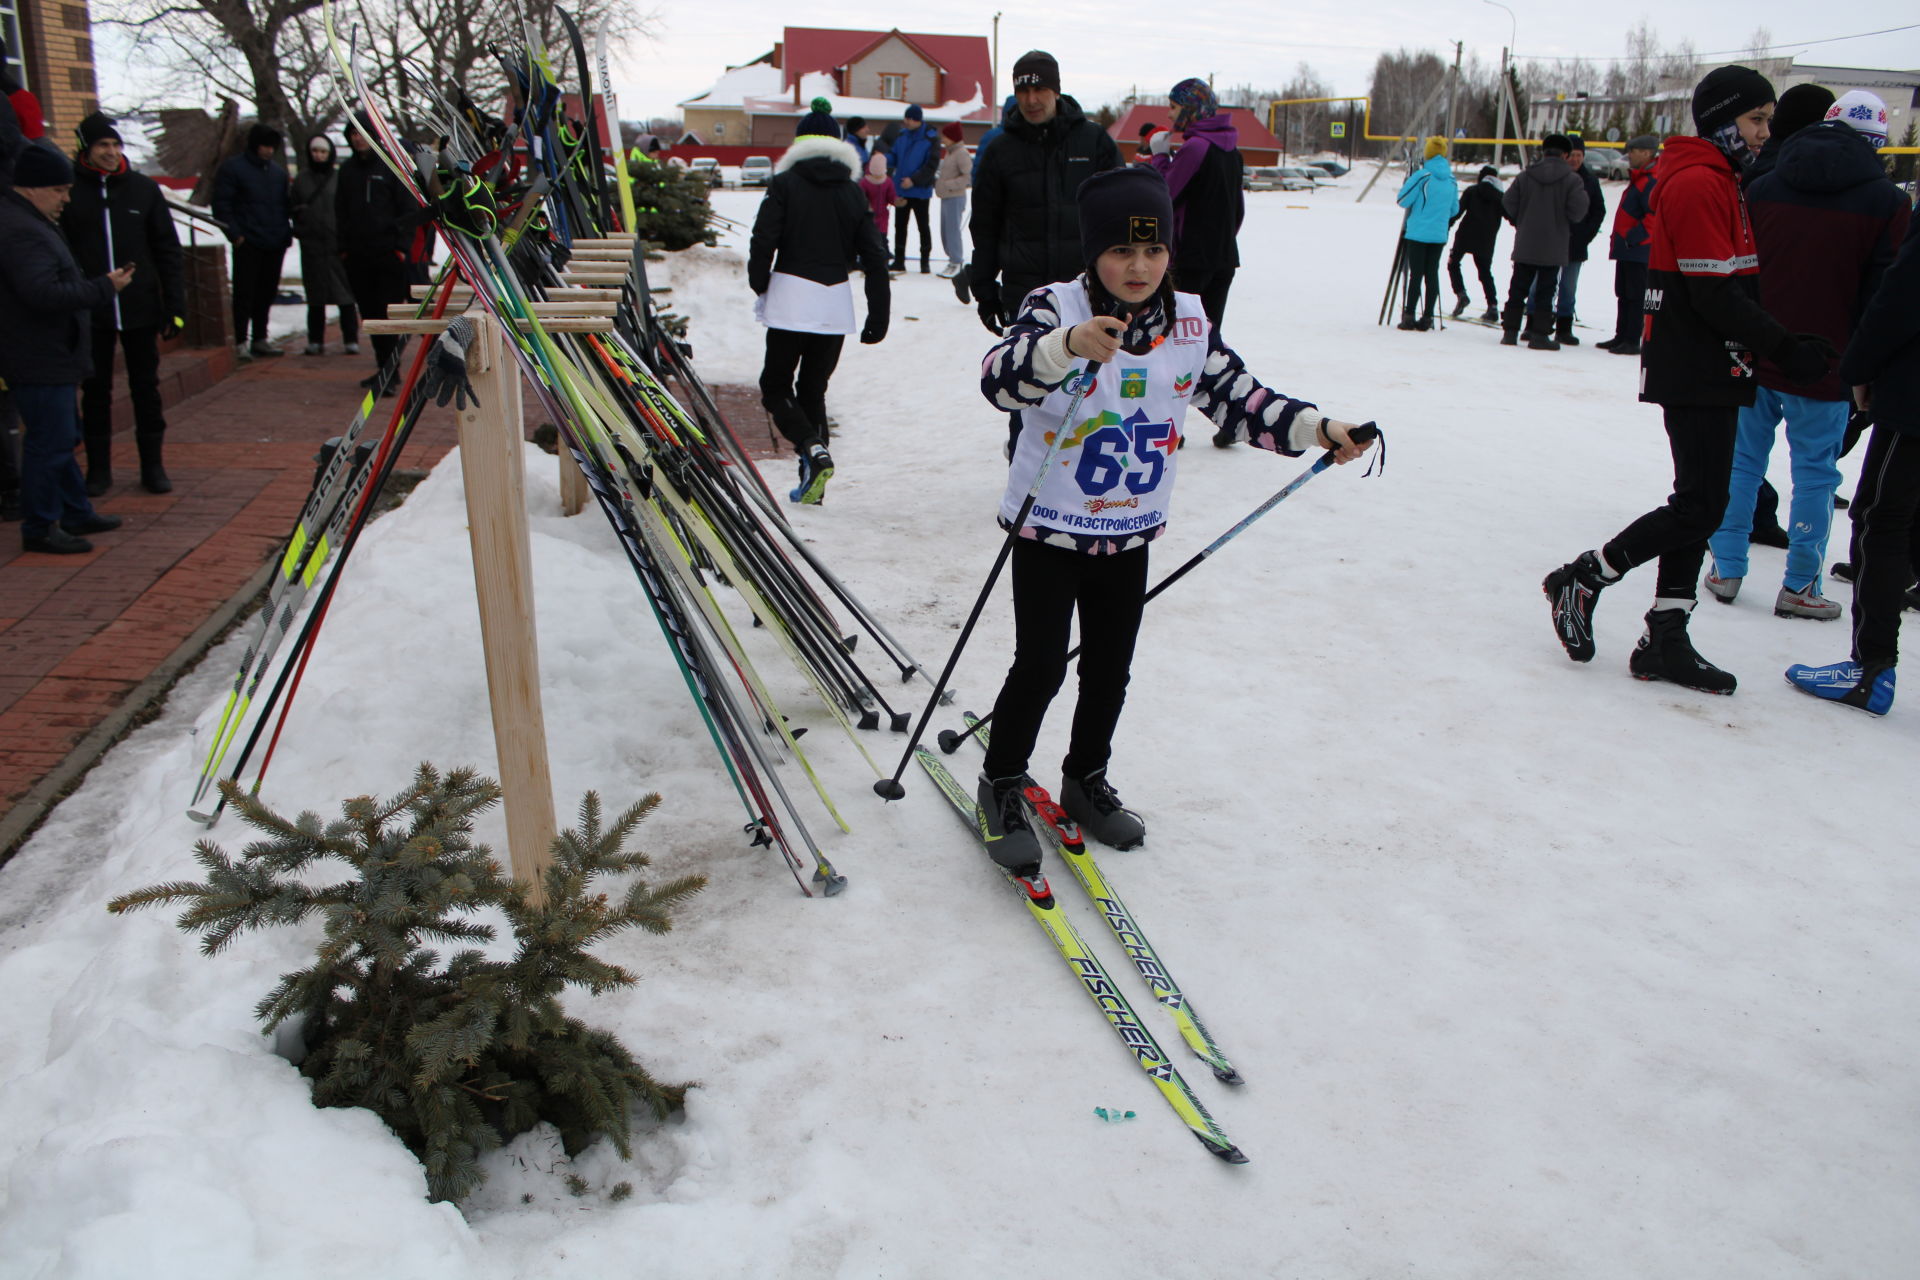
[108,764,706,1202]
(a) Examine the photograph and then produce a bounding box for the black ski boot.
[1629,606,1737,694]
[1543,551,1611,663]
[1451,297,1468,318]
[1061,770,1145,850]
[977,773,1043,873]
[1397,311,1420,332]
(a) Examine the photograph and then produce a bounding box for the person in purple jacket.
[1150,77,1243,332]
[1703,91,1910,621]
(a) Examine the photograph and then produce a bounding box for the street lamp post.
[992,11,1003,103]
[1484,0,1517,168]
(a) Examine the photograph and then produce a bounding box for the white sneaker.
[1775,583,1842,620]
[1705,571,1742,604]
[344,342,361,354]
[938,263,962,278]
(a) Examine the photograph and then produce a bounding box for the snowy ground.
[3,175,1913,1280]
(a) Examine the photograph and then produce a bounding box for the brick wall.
[16,0,97,138]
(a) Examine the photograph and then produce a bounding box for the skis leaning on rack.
[914,745,1247,1164]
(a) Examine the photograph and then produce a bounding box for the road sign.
[1331,121,1346,138]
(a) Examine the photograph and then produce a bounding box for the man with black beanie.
[969,49,1119,338]
[62,112,186,495]
[0,145,135,553]
[1544,65,1837,694]
[212,123,292,359]
[335,116,425,390]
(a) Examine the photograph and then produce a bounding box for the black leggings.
[1401,239,1442,319]
[758,328,843,450]
[231,242,287,346]
[1601,404,1739,601]
[981,539,1148,782]
[1847,425,1920,667]
[893,198,933,264]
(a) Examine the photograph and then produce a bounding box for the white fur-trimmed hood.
[777,134,861,178]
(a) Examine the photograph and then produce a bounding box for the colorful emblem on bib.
[1172,373,1193,398]
[1119,368,1147,399]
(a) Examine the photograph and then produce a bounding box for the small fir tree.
[627,163,718,250]
[109,764,705,1202]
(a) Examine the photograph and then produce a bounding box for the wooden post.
[559,445,591,516]
[363,307,618,899]
[458,314,557,903]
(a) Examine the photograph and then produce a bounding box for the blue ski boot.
[1784,660,1895,716]
[790,442,833,505]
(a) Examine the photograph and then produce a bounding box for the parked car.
[1305,159,1350,178]
[1277,165,1326,186]
[690,156,723,187]
[1582,148,1631,179]
[1243,166,1315,192]
[740,155,774,187]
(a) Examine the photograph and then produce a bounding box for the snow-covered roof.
[685,66,991,123]
[679,62,783,110]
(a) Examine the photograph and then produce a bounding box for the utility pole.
[992,12,1002,102]
[1445,40,1463,145]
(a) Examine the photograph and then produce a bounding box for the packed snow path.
[1,180,1910,1280]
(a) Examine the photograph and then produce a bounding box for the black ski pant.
[1175,266,1236,333]
[1611,259,1648,347]
[1502,261,1558,336]
[893,197,933,267]
[307,301,360,347]
[1600,404,1738,602]
[1447,243,1496,309]
[81,324,165,479]
[1846,425,1920,668]
[981,539,1148,783]
[758,328,843,451]
[231,242,287,348]
[345,251,411,375]
[1401,239,1442,321]
[0,389,19,496]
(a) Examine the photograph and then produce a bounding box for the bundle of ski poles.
[184,3,932,897]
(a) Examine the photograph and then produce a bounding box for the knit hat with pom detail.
[795,97,840,139]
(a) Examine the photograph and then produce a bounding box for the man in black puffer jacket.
[1448,165,1504,321]
[748,109,890,506]
[335,116,425,389]
[62,113,186,495]
[212,124,291,359]
[969,50,1120,336]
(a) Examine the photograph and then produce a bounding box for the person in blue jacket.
[888,104,941,273]
[1395,137,1460,331]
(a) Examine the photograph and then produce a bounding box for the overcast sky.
[608,2,1920,121]
[90,2,1919,128]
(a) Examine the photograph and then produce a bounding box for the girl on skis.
[972,165,1374,871]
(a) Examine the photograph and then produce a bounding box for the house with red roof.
[681,26,996,150]
[1110,104,1283,167]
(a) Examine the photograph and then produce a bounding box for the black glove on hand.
[1774,333,1838,386]
[974,279,1004,335]
[860,315,888,345]
[422,316,480,410]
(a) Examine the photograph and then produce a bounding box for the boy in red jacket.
[1543,66,1835,693]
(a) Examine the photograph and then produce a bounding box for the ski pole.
[875,351,1109,800]
[937,423,1381,755]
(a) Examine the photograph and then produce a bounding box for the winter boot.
[977,773,1044,872]
[1451,297,1468,318]
[136,430,171,494]
[1774,582,1842,621]
[1608,340,1641,356]
[1629,605,1737,694]
[1397,310,1420,332]
[84,465,112,498]
[1060,770,1145,851]
[1704,569,1741,603]
[920,254,931,275]
[952,264,972,304]
[889,254,905,273]
[22,526,93,555]
[1749,522,1790,549]
[1526,320,1561,351]
[1784,659,1895,716]
[789,442,834,505]
[1555,315,1579,346]
[1416,312,1434,331]
[1830,560,1855,583]
[1482,306,1500,324]
[1542,550,1611,662]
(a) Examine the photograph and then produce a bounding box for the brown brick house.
[3,0,99,141]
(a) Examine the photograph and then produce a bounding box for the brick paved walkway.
[0,333,460,845]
